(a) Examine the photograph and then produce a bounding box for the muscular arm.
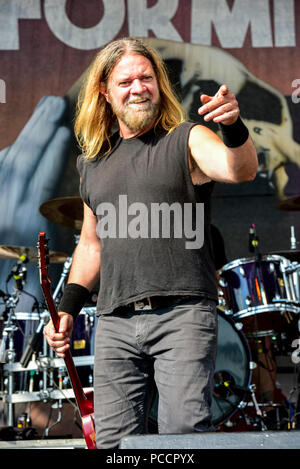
[188,84,258,184]
[188,125,258,184]
[44,202,100,357]
[68,201,101,289]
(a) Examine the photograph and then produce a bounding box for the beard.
[108,91,160,133]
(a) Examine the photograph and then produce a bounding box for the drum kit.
[0,196,95,434]
[0,196,300,437]
[214,223,300,432]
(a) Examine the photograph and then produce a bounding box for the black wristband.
[58,283,90,321]
[219,116,249,148]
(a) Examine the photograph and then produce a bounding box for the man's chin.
[123,110,158,132]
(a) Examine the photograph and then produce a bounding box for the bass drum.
[149,308,252,429]
[212,308,252,425]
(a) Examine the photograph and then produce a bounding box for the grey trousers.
[93,297,218,449]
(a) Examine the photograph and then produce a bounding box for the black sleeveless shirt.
[77,122,218,315]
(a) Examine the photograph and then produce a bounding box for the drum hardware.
[234,322,244,332]
[0,246,67,421]
[32,233,80,431]
[19,311,50,368]
[0,286,26,426]
[247,384,268,431]
[245,296,251,306]
[0,245,68,264]
[281,261,300,303]
[213,372,267,431]
[280,257,299,303]
[52,235,79,306]
[290,226,297,250]
[0,232,93,433]
[209,310,254,425]
[217,224,300,432]
[16,370,36,429]
[44,366,64,437]
[218,254,300,337]
[0,280,77,430]
[269,250,300,263]
[5,254,29,292]
[52,256,73,305]
[231,401,290,431]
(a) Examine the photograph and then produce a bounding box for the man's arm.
[44,202,100,357]
[188,84,258,184]
[68,201,101,288]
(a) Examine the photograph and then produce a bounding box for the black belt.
[114,295,198,313]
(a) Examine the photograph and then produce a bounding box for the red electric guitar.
[37,232,97,449]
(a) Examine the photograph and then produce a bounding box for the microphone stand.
[249,224,267,332]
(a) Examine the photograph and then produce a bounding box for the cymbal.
[0,245,68,263]
[269,250,300,263]
[40,196,83,230]
[277,196,300,211]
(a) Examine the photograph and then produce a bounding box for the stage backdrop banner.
[0,0,300,308]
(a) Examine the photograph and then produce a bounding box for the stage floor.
[0,438,87,449]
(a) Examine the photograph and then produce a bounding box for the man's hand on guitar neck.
[44,312,74,358]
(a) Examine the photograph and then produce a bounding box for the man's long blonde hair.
[74,37,187,160]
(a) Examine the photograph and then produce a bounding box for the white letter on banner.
[0,79,6,103]
[191,0,273,48]
[0,0,41,50]
[274,0,296,47]
[44,0,125,50]
[128,0,182,41]
[291,79,300,104]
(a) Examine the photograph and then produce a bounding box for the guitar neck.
[42,278,89,415]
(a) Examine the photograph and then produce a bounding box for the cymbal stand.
[52,235,79,305]
[44,367,64,437]
[52,256,73,305]
[0,289,21,426]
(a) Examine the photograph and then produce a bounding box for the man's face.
[103,53,161,138]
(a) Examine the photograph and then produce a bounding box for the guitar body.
[38,232,97,449]
[81,390,96,449]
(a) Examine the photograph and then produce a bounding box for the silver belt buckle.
[134,297,152,311]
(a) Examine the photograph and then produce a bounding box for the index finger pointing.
[217,84,229,98]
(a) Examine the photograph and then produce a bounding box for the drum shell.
[70,307,97,387]
[12,312,43,362]
[212,309,252,425]
[219,255,298,335]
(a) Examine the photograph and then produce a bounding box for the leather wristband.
[58,283,90,321]
[219,116,249,148]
